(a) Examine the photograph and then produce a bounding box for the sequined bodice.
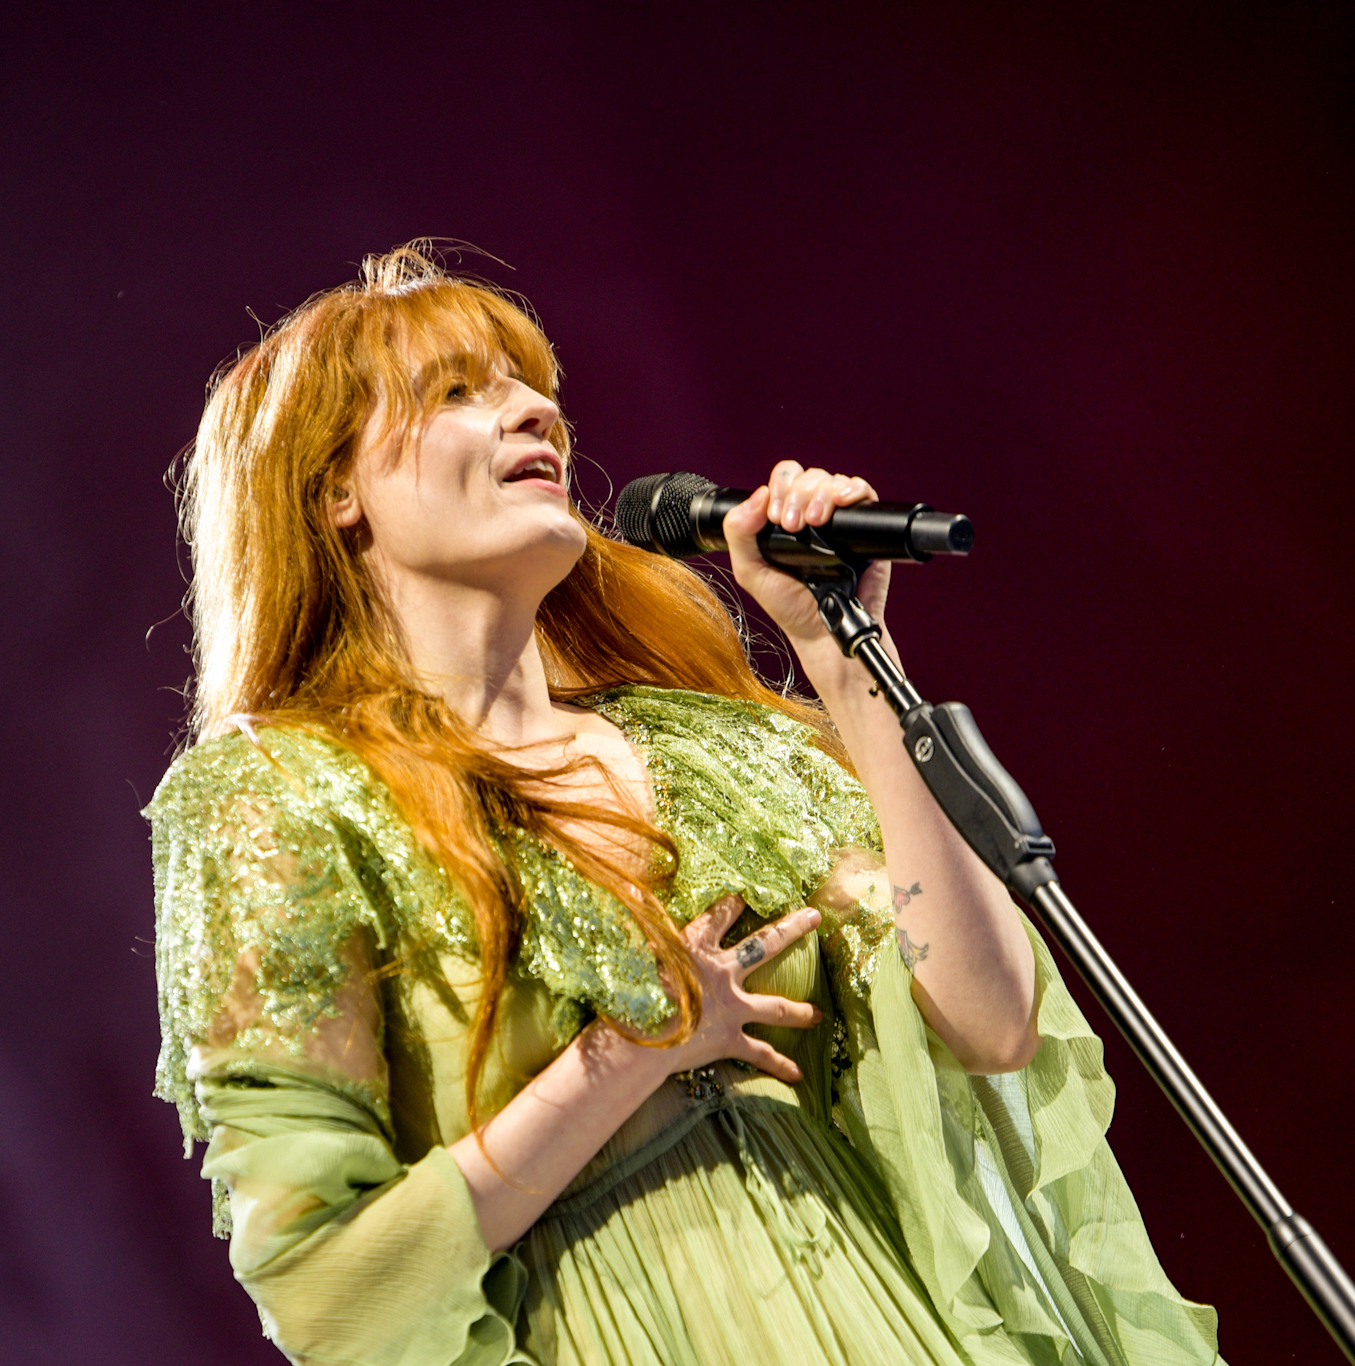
[147,686,893,1153]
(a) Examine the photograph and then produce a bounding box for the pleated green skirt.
[520,1097,991,1366]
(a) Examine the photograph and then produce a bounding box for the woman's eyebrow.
[409,353,476,396]
[412,352,518,390]
[415,351,472,380]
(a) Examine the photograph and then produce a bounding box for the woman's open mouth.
[503,452,566,493]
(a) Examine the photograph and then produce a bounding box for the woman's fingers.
[735,1035,805,1086]
[828,474,879,510]
[686,893,747,949]
[740,992,823,1031]
[777,467,834,532]
[730,907,821,979]
[769,468,877,533]
[765,460,805,522]
[761,463,881,533]
[664,898,831,1083]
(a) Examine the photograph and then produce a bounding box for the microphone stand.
[793,561,1355,1363]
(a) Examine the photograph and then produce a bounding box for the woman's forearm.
[800,629,1039,1073]
[720,470,1037,1071]
[449,1021,673,1252]
[451,895,824,1252]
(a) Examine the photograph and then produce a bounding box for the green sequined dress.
[147,686,1223,1366]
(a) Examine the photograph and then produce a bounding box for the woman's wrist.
[791,625,903,712]
[451,1015,680,1251]
[578,1016,682,1097]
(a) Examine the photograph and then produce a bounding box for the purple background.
[3,4,1352,1361]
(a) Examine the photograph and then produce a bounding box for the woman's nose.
[505,378,560,435]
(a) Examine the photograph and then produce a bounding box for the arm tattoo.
[893,883,928,970]
[893,882,922,910]
[735,937,766,969]
[897,929,930,971]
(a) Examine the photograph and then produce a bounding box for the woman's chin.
[501,518,590,596]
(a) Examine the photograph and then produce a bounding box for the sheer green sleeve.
[812,844,1223,1366]
[147,730,534,1366]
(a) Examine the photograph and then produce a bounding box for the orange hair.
[180,242,845,1137]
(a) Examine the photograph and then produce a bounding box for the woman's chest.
[386,927,826,1156]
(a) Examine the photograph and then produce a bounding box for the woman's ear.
[329,486,363,528]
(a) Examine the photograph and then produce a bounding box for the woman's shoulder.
[145,722,375,823]
[585,682,821,741]
[587,683,853,786]
[586,684,882,918]
[143,726,433,893]
[145,721,467,947]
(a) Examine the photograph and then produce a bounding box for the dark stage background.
[3,4,1352,1362]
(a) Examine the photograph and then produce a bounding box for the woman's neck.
[380,570,566,748]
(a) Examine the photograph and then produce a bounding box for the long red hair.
[180,242,844,1134]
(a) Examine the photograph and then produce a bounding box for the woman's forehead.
[387,307,510,371]
[363,287,551,398]
[409,346,514,388]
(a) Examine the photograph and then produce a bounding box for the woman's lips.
[503,472,568,498]
[503,451,563,484]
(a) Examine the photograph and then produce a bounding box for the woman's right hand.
[656,894,824,1085]
[453,892,822,1250]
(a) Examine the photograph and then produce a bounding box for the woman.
[149,244,1223,1365]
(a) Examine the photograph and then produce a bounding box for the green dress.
[147,686,1223,1366]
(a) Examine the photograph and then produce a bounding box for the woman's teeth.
[509,458,556,482]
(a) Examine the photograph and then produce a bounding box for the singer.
[149,245,1223,1365]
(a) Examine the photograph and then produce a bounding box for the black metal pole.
[805,576,1355,1362]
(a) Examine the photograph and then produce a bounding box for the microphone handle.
[690,486,974,564]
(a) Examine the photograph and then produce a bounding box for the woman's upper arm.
[150,750,394,1143]
[148,745,530,1364]
[809,844,898,1003]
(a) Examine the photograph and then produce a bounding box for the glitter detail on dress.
[147,687,885,1149]
[673,1066,724,1102]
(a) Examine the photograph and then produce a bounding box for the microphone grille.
[614,474,669,548]
[614,472,715,558]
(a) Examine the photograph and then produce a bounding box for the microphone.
[614,472,974,568]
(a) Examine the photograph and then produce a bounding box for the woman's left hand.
[722,461,891,665]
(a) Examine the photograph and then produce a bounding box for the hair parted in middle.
[179,240,850,1139]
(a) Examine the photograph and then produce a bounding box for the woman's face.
[336,360,587,605]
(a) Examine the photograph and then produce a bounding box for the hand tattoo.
[735,937,766,969]
[897,929,930,971]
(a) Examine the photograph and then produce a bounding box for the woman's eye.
[446,382,469,402]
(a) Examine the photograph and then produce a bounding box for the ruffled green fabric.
[520,1096,963,1366]
[839,916,1222,1364]
[201,1069,531,1364]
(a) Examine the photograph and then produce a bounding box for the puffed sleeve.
[811,848,1224,1366]
[147,729,535,1366]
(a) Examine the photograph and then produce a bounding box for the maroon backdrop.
[3,4,1351,1361]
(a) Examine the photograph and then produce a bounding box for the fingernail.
[767,496,782,519]
[783,502,800,528]
[806,909,821,927]
[811,1007,824,1024]
[806,497,825,521]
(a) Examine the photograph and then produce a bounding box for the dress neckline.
[572,688,670,827]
